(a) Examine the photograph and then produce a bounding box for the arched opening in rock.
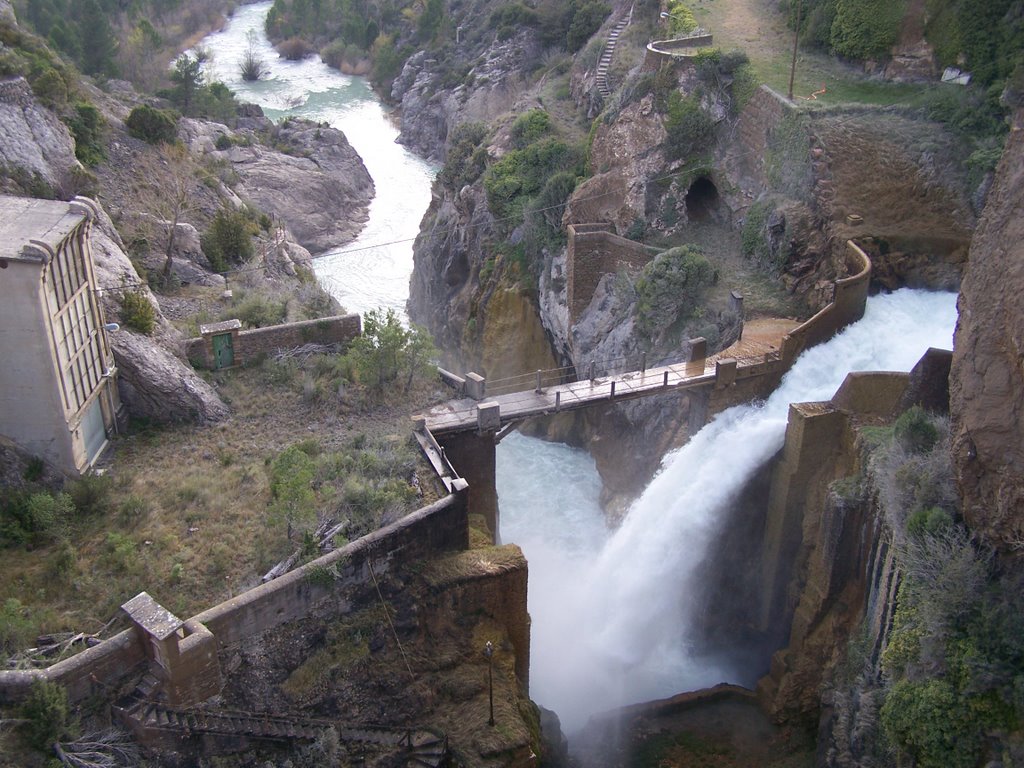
[685,177,721,222]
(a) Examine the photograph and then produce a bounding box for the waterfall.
[498,288,958,733]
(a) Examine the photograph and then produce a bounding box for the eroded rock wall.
[950,110,1024,553]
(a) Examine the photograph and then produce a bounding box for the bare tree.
[130,143,199,285]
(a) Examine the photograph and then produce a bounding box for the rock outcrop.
[0,77,80,193]
[950,110,1024,552]
[182,117,374,255]
[393,38,535,163]
[88,211,229,425]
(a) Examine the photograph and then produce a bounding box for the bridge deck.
[421,318,801,435]
[423,360,716,434]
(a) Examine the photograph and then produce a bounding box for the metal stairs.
[116,699,448,767]
[596,5,634,100]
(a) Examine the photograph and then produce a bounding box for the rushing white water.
[498,288,958,733]
[198,2,435,318]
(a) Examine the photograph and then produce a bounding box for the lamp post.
[788,0,803,100]
[484,641,495,726]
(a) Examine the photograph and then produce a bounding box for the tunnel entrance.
[685,177,722,222]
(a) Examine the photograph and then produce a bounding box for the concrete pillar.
[689,337,707,362]
[477,401,500,432]
[437,431,499,543]
[715,358,737,388]
[466,372,486,400]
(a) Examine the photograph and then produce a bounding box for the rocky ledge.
[182,116,374,255]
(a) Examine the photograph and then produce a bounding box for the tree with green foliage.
[77,0,118,77]
[347,308,437,394]
[269,445,317,541]
[66,103,106,166]
[169,53,203,114]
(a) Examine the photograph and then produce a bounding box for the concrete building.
[0,195,121,475]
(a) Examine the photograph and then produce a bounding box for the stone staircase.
[596,5,634,100]
[115,699,448,767]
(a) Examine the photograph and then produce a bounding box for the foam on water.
[498,289,958,733]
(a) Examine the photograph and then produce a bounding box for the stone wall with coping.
[0,490,468,706]
[566,224,661,322]
[187,313,362,369]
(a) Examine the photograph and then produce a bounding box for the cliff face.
[950,109,1024,553]
[0,77,80,194]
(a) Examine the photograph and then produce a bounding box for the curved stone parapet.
[779,240,872,364]
[643,33,715,69]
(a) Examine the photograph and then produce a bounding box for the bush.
[830,0,907,60]
[567,0,610,53]
[510,109,553,149]
[0,598,34,654]
[269,445,317,540]
[438,122,488,190]
[881,678,982,768]
[0,490,75,548]
[202,207,255,272]
[346,308,437,394]
[125,104,178,145]
[119,288,156,334]
[894,405,939,454]
[66,102,106,166]
[214,133,232,151]
[484,137,586,222]
[279,37,313,60]
[230,295,287,329]
[664,91,716,161]
[19,680,72,751]
[635,245,717,338]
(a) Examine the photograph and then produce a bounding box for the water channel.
[201,8,960,742]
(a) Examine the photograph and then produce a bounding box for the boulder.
[89,222,229,425]
[0,77,80,191]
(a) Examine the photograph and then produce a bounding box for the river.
[198,1,435,320]
[200,8,957,745]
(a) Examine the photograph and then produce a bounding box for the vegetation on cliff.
[826,408,1024,767]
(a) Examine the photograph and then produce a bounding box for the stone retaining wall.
[187,313,361,369]
[0,490,468,706]
[566,224,661,322]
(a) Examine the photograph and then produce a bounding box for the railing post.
[610,381,616,399]
[640,352,647,373]
[663,370,669,387]
[535,369,542,394]
[555,391,561,412]
[588,361,595,382]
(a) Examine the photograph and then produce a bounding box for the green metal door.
[212,333,234,369]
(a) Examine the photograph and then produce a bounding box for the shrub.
[830,0,907,60]
[214,133,232,151]
[664,91,716,161]
[119,288,156,334]
[278,37,313,60]
[0,490,74,548]
[66,102,106,166]
[125,104,178,145]
[567,0,610,53]
[202,207,254,272]
[894,406,939,454]
[269,445,317,540]
[484,138,586,222]
[510,109,553,149]
[346,308,437,394]
[635,245,717,337]
[231,295,287,329]
[438,122,488,190]
[68,474,113,517]
[881,678,983,768]
[19,680,72,751]
[0,598,34,654]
